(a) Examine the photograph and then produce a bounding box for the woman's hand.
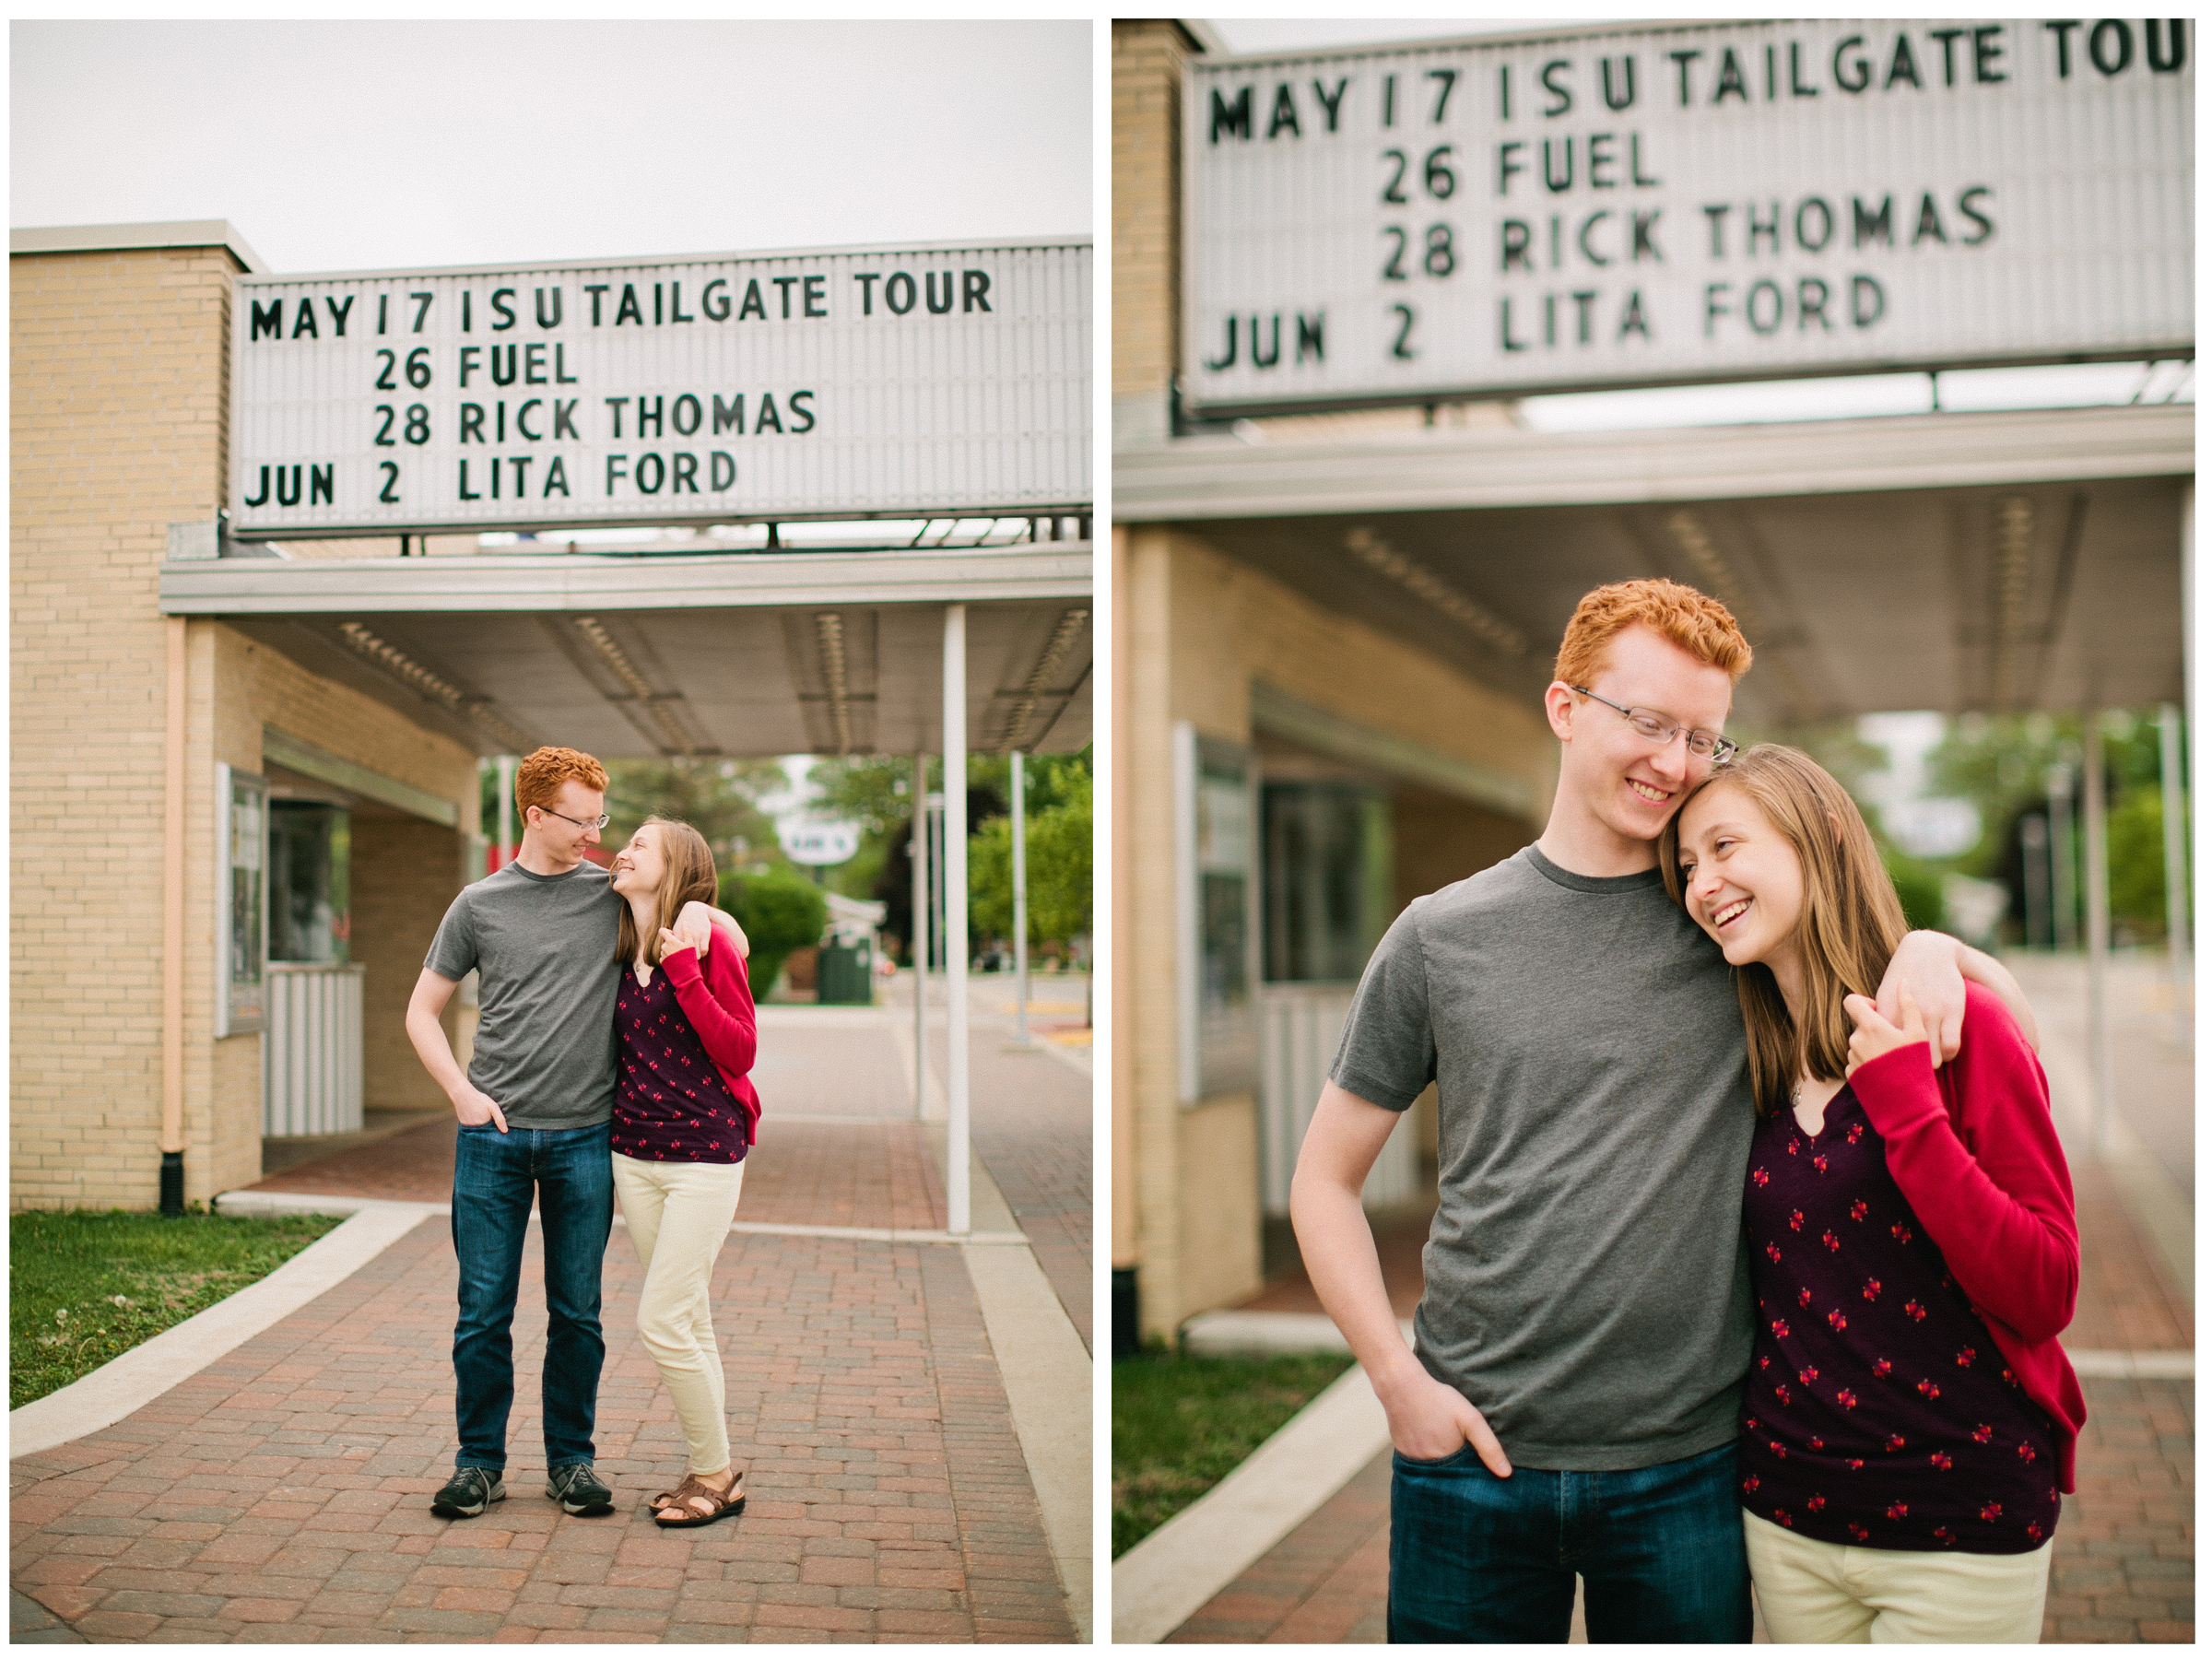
[671,900,750,958]
[1844,989,1928,1077]
[658,926,700,963]
[1874,932,1966,1067]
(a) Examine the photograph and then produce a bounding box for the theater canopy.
[231,238,1091,537]
[1116,402,2190,724]
[161,540,1093,759]
[1183,19,2191,415]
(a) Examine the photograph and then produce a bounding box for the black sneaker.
[547,1460,615,1515]
[431,1466,506,1518]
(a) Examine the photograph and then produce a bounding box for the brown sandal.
[651,1469,746,1528]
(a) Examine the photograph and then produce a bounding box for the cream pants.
[610,1152,746,1476]
[1745,1511,2053,1643]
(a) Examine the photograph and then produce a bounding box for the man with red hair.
[1291,580,2035,1642]
[407,746,742,1522]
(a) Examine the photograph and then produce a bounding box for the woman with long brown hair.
[607,817,761,1527]
[1664,745,2083,1642]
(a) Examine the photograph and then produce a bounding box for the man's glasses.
[1571,687,1738,764]
[532,805,611,830]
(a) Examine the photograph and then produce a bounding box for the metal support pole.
[2159,703,2191,1046]
[944,605,971,1235]
[1011,750,1030,1045]
[2182,481,2198,1047]
[2047,763,2077,950]
[496,755,515,872]
[912,751,928,1121]
[2020,815,2051,948]
[2083,715,2112,1151]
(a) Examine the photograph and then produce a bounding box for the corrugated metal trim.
[264,965,364,1136]
[162,546,1094,615]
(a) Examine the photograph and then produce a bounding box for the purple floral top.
[1739,1083,2057,1553]
[612,965,748,1163]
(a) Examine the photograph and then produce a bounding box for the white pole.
[2083,714,2112,1152]
[2159,703,2190,1047]
[1012,749,1030,1045]
[2182,480,2198,1048]
[944,604,971,1236]
[2020,815,2051,948]
[912,750,928,1121]
[496,755,515,871]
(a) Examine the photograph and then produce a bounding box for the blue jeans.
[450,1120,614,1472]
[1388,1439,1750,1643]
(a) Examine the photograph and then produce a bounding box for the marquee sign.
[230,239,1089,536]
[1183,19,2192,415]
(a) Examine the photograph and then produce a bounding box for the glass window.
[268,803,351,964]
[1263,783,1393,982]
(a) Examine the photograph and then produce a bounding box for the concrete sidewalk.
[11,977,1091,1644]
[1155,960,2194,1644]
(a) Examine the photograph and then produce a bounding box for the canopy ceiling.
[162,545,1092,758]
[1118,406,2191,724]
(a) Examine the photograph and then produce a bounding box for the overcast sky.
[11,20,1089,275]
[1206,18,1563,53]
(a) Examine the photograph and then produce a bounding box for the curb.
[10,1201,438,1459]
[218,1189,450,1218]
[918,1120,1096,1643]
[2069,1348,2195,1380]
[1182,1308,1355,1356]
[1113,1358,1393,1643]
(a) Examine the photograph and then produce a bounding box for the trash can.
[817,938,875,1005]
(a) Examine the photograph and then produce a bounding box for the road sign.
[781,822,862,866]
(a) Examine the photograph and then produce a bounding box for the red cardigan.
[1848,982,2086,1490]
[656,919,761,1148]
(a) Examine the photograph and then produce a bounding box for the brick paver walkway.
[13,1000,1079,1643]
[1169,1146,2194,1643]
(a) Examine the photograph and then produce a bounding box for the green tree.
[1882,848,1948,933]
[807,756,924,904]
[604,757,785,872]
[2107,781,2183,935]
[971,766,1092,951]
[718,866,829,997]
[479,755,785,874]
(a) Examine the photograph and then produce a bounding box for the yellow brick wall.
[352,814,467,1108]
[1112,528,1139,1272]
[1393,785,1537,914]
[1122,527,1184,1333]
[13,248,237,1210]
[12,245,478,1209]
[1122,524,1559,1337]
[1112,19,1194,403]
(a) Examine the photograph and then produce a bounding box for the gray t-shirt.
[425,861,623,1130]
[1331,844,1756,1472]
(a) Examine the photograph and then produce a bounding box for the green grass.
[1112,1346,1357,1559]
[10,1208,347,1408]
